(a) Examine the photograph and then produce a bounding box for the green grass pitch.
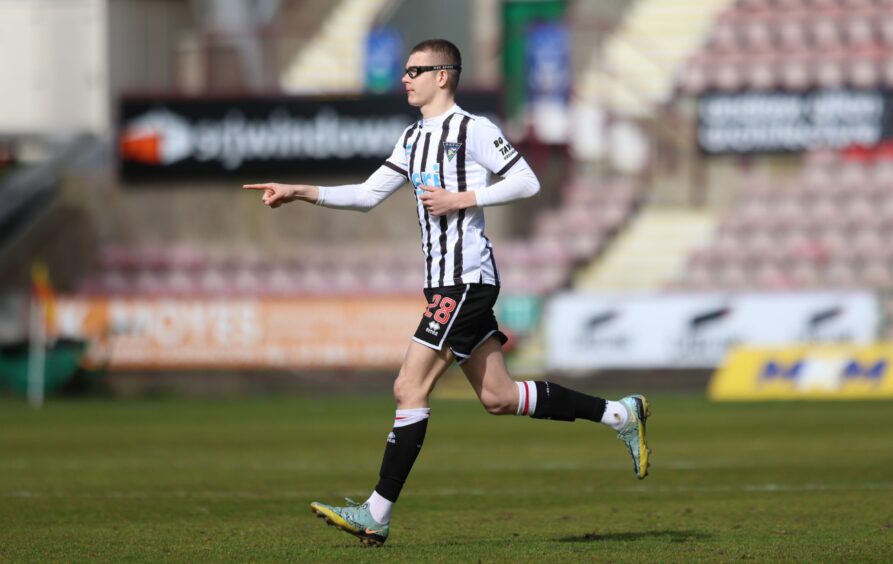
[2,392,892,562]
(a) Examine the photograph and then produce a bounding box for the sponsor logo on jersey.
[443,142,462,162]
[411,164,442,188]
[493,136,517,160]
[426,320,441,336]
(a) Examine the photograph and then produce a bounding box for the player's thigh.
[460,336,516,407]
[394,340,454,405]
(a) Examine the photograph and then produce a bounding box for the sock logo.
[387,432,396,444]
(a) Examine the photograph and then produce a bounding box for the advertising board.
[545,291,879,370]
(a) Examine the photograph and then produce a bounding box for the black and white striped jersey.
[316,104,539,289]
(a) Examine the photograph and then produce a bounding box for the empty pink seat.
[810,14,844,52]
[742,16,774,52]
[745,53,779,89]
[779,53,813,90]
[843,13,877,48]
[814,51,847,88]
[846,48,882,88]
[714,54,747,91]
[710,20,742,53]
[164,269,198,296]
[199,268,233,296]
[134,270,166,296]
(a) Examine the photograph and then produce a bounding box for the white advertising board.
[545,291,880,370]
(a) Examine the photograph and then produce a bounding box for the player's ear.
[438,69,449,88]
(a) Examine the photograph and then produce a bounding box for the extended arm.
[243,165,406,211]
[316,165,406,211]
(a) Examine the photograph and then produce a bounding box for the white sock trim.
[526,381,538,415]
[367,490,393,524]
[515,381,526,415]
[515,381,538,416]
[393,407,430,428]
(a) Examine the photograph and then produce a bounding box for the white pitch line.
[4,482,893,500]
[0,459,790,471]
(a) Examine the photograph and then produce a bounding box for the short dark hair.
[410,38,462,93]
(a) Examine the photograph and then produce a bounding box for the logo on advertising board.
[760,358,885,389]
[672,304,741,363]
[798,305,857,342]
[574,309,628,351]
[546,291,879,371]
[120,108,194,166]
[119,105,409,172]
[710,345,893,401]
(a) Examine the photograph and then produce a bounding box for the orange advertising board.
[53,297,425,370]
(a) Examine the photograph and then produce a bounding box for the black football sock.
[374,408,430,502]
[527,381,607,422]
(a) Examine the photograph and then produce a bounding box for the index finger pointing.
[243,184,271,190]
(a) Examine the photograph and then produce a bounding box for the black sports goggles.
[404,64,461,79]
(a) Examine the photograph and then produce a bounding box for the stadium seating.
[679,0,893,93]
[674,149,893,291]
[77,178,641,299]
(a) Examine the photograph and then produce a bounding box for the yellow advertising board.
[52,297,425,371]
[710,344,893,401]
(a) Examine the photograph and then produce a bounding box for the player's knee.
[392,373,424,407]
[479,388,515,415]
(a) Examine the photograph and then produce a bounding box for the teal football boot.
[616,395,651,479]
[310,498,389,547]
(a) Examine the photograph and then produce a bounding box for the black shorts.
[412,283,508,364]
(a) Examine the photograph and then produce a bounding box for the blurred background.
[2,0,892,403]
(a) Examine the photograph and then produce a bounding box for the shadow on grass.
[558,530,710,543]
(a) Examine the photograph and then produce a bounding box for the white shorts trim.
[412,335,443,351]
[454,329,499,365]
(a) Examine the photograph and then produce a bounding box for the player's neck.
[420,95,456,120]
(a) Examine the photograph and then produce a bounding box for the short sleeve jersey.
[382,105,526,288]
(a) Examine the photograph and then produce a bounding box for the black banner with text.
[697,90,893,154]
[118,93,501,180]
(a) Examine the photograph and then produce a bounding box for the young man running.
[244,38,650,547]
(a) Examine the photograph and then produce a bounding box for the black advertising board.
[697,89,893,154]
[118,93,501,180]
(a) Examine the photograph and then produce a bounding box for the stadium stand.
[575,208,717,291]
[76,176,643,299]
[674,149,893,291]
[281,0,394,93]
[577,0,732,117]
[679,0,893,94]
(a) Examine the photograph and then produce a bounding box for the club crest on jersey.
[443,142,462,162]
